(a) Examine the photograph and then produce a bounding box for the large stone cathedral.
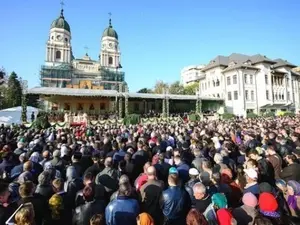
[40,8,125,90]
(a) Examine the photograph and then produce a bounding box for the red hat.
[216,209,232,225]
[259,192,278,212]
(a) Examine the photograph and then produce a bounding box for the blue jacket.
[161,186,190,223]
[105,196,139,225]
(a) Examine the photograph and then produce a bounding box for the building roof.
[102,19,118,40]
[202,53,278,72]
[28,87,119,97]
[222,63,260,73]
[272,58,297,69]
[51,9,71,33]
[28,87,223,101]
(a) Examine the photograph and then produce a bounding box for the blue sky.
[0,0,300,92]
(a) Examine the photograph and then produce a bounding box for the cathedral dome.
[102,19,118,40]
[51,9,71,33]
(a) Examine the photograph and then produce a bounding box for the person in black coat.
[73,185,106,225]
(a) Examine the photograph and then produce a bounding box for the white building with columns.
[194,53,300,116]
[41,8,125,90]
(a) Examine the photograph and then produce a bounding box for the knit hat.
[216,208,233,225]
[242,192,258,207]
[259,192,278,212]
[169,167,178,174]
[212,193,227,209]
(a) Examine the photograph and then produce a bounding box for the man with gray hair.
[193,182,211,213]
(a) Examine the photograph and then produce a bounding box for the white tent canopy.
[0,106,39,125]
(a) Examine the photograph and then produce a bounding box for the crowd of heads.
[1,116,300,224]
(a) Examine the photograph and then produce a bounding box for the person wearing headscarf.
[29,151,43,178]
[64,166,83,205]
[216,208,237,225]
[258,192,281,219]
[204,193,227,225]
[232,192,258,225]
[286,180,300,217]
[137,212,154,225]
[35,171,53,199]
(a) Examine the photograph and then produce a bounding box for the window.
[234,91,238,100]
[244,74,248,84]
[282,94,284,100]
[228,92,232,100]
[65,38,68,42]
[108,57,113,65]
[100,103,106,110]
[265,75,268,84]
[266,90,269,100]
[251,91,254,101]
[250,75,253,84]
[227,77,231,85]
[216,79,220,86]
[245,90,249,100]
[233,75,237,84]
[55,51,61,60]
[287,92,290,101]
[275,93,278,100]
[89,104,95,111]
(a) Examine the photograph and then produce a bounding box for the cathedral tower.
[46,9,72,65]
[100,18,121,70]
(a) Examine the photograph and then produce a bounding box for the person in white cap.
[243,168,260,196]
[185,168,200,203]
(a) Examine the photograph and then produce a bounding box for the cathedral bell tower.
[100,18,121,70]
[46,8,72,66]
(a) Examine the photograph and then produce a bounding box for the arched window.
[108,56,113,65]
[56,51,61,60]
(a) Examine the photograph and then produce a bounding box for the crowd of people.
[1,116,300,225]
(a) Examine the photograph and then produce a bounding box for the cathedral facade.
[40,8,125,91]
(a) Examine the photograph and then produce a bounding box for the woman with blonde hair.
[44,193,71,225]
[15,205,35,225]
[137,212,154,225]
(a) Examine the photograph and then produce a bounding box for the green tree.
[183,82,199,95]
[137,88,153,93]
[5,71,22,107]
[0,68,6,109]
[169,81,184,94]
[153,80,169,94]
